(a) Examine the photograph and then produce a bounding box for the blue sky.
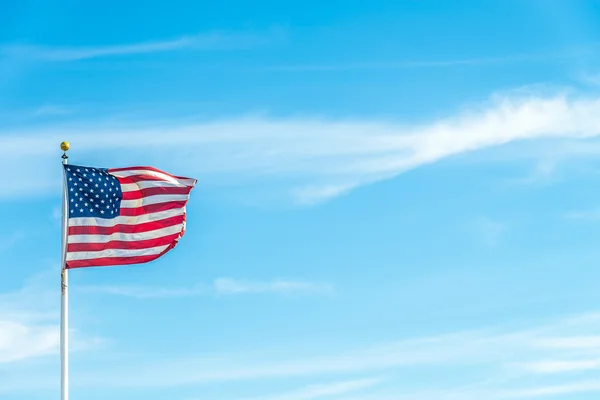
[4,0,600,399]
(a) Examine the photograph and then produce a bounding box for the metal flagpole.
[60,141,70,400]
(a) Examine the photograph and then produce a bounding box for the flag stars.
[66,165,122,219]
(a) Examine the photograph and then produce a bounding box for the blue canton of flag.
[65,166,123,219]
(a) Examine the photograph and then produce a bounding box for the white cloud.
[33,104,73,116]
[0,29,280,61]
[503,380,600,398]
[9,307,600,399]
[78,278,333,299]
[231,377,384,400]
[0,321,57,363]
[0,269,102,365]
[577,72,600,87]
[262,50,585,72]
[563,208,600,220]
[519,359,600,374]
[213,278,333,295]
[42,311,600,393]
[79,284,206,299]
[0,275,59,364]
[3,90,600,205]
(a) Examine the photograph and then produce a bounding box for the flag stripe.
[120,194,191,209]
[66,244,171,261]
[68,209,185,227]
[68,233,182,252]
[121,186,192,200]
[66,254,170,269]
[68,215,185,235]
[120,181,188,192]
[119,174,196,187]
[112,169,196,186]
[118,200,188,217]
[110,166,192,180]
[68,224,184,244]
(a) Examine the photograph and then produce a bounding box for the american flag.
[63,164,196,269]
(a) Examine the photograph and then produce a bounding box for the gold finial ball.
[60,141,70,152]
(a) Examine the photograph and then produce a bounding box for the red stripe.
[109,166,194,181]
[118,174,195,186]
[120,174,181,184]
[119,201,188,217]
[68,233,182,252]
[68,215,185,235]
[66,253,168,269]
[121,186,192,200]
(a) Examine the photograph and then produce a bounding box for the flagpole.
[60,141,70,400]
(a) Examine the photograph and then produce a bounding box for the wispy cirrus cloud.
[213,278,333,295]
[229,377,384,400]
[8,306,600,398]
[0,320,57,364]
[4,88,600,205]
[520,359,600,374]
[32,104,74,116]
[78,284,205,299]
[563,207,600,220]
[261,50,587,72]
[10,310,598,400]
[0,269,102,365]
[0,29,282,62]
[78,278,333,299]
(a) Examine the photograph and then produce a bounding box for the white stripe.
[120,180,189,192]
[68,224,183,244]
[66,244,170,261]
[111,169,196,187]
[120,194,191,209]
[68,209,185,227]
